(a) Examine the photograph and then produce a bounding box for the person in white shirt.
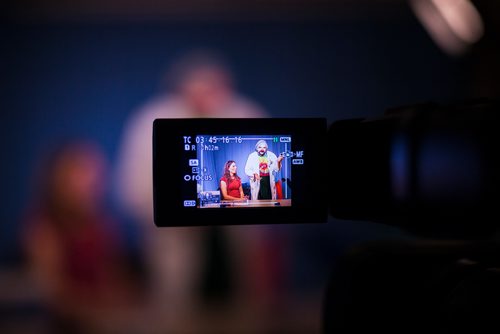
[114,49,268,327]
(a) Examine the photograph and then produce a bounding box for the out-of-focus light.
[432,0,484,43]
[410,0,484,56]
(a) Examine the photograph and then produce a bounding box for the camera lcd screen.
[153,118,327,227]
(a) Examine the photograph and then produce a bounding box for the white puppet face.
[257,143,268,156]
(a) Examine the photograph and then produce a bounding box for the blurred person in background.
[116,48,267,224]
[21,140,144,334]
[115,49,291,330]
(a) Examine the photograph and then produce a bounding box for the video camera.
[153,98,500,334]
[153,98,499,238]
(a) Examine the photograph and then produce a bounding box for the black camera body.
[322,98,500,334]
[328,99,500,238]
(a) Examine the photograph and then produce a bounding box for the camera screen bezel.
[153,118,328,227]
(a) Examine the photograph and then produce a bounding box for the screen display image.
[153,118,327,226]
[182,134,299,209]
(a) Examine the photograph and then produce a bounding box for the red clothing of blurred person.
[22,141,141,333]
[24,211,132,311]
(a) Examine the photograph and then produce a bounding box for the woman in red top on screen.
[220,160,247,200]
